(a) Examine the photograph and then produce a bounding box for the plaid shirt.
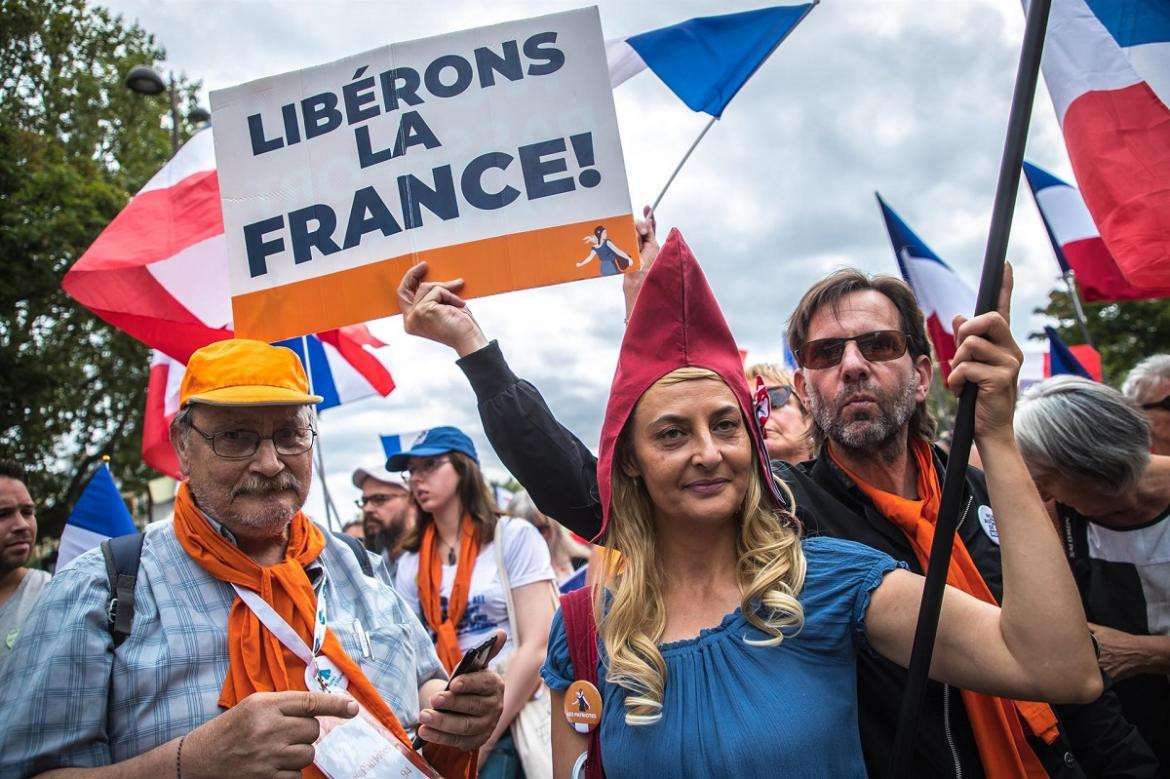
[0,517,444,775]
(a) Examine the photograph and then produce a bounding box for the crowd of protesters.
[0,209,1167,778]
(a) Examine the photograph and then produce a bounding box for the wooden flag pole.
[888,0,1054,773]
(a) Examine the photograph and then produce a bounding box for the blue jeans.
[479,729,525,779]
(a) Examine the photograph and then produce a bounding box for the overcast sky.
[101,0,1077,526]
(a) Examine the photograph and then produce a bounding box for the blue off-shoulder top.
[542,536,905,779]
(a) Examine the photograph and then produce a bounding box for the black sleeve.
[457,340,604,540]
[1052,672,1160,778]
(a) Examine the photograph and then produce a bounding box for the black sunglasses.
[797,330,910,370]
[766,386,796,409]
[1140,395,1170,412]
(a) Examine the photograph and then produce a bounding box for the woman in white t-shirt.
[392,426,556,778]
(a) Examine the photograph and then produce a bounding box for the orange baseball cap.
[180,339,324,407]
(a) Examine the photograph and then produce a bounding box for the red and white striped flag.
[61,128,397,477]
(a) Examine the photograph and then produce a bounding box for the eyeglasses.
[797,330,910,370]
[186,417,316,459]
[1140,395,1170,412]
[766,386,796,410]
[355,492,408,509]
[404,456,451,480]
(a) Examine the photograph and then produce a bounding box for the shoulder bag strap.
[560,586,604,779]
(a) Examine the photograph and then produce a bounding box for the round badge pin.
[563,680,602,733]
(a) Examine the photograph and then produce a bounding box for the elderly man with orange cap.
[0,339,502,779]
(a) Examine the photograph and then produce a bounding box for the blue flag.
[1044,326,1093,379]
[380,430,425,461]
[58,463,137,570]
[609,5,816,117]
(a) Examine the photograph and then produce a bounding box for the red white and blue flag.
[876,194,975,379]
[606,4,816,117]
[1033,0,1170,290]
[143,327,394,479]
[1023,160,1170,302]
[58,463,137,570]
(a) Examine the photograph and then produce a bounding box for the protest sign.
[210,7,635,342]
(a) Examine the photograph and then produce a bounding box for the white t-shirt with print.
[396,518,555,668]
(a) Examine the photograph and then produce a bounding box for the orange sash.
[418,517,480,673]
[830,439,1058,778]
[172,483,473,778]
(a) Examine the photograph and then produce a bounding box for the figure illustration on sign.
[574,688,590,712]
[577,225,633,277]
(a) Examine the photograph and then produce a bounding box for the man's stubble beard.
[809,371,919,463]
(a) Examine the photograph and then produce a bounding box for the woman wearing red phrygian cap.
[396,227,1101,778]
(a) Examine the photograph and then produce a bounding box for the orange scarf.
[418,517,481,673]
[173,483,473,779]
[829,439,1058,779]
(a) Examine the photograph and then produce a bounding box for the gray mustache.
[230,472,301,500]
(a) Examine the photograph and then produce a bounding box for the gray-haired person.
[1016,375,1170,770]
[1122,354,1170,457]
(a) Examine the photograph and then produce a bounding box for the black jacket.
[459,341,1157,777]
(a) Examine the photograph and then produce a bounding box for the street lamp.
[124,65,210,154]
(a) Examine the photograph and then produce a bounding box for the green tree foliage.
[1,0,201,537]
[1033,288,1170,386]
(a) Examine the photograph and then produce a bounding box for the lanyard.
[232,574,346,691]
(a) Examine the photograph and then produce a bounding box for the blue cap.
[385,426,479,471]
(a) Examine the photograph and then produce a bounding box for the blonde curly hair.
[595,367,807,725]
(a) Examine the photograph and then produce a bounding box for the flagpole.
[888,0,1053,773]
[650,116,717,213]
[299,335,341,533]
[647,1,819,213]
[1061,270,1096,348]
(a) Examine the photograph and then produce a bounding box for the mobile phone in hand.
[412,632,500,750]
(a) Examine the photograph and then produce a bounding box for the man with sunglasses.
[781,269,1155,777]
[352,464,415,576]
[1123,354,1170,457]
[0,339,503,778]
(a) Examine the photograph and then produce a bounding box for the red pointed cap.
[595,229,786,538]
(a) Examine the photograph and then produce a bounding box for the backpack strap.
[100,530,372,648]
[332,531,374,578]
[561,586,605,779]
[101,532,146,648]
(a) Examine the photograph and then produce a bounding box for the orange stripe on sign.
[232,214,638,343]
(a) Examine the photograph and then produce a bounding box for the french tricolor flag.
[605,4,815,117]
[876,194,975,379]
[142,327,395,479]
[1023,161,1170,302]
[1033,0,1170,291]
[379,430,426,462]
[57,463,137,570]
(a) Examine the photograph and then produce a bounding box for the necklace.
[447,545,456,565]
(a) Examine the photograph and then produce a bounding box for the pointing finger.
[277,690,358,719]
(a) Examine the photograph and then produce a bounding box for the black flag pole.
[888,0,1053,774]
